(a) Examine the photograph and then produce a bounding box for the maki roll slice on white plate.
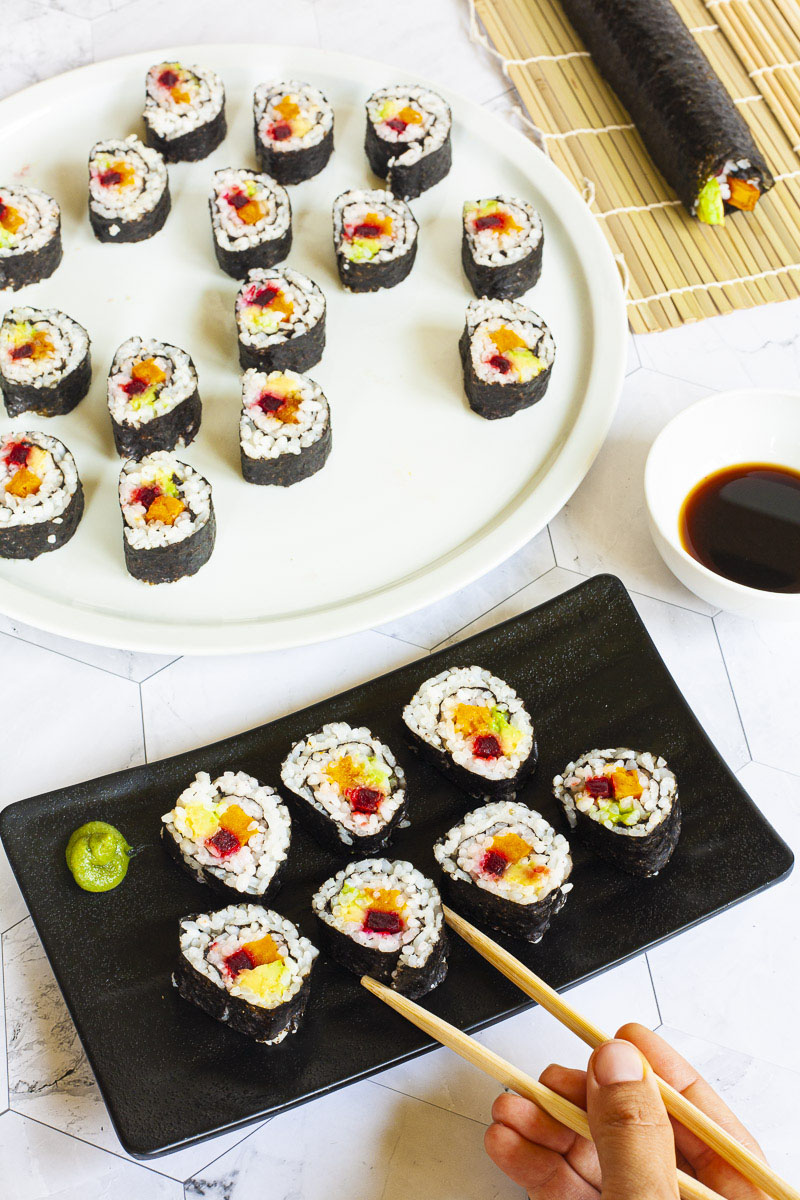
[365,85,452,200]
[460,298,555,420]
[553,748,681,877]
[118,451,215,584]
[107,336,201,458]
[434,801,573,943]
[209,168,291,279]
[162,771,292,901]
[332,188,418,292]
[312,859,448,998]
[254,81,334,184]
[239,367,331,486]
[0,307,91,417]
[281,723,407,855]
[0,185,61,290]
[0,431,83,559]
[236,266,325,373]
[462,196,544,299]
[143,62,226,162]
[175,905,317,1043]
[403,665,537,798]
[88,137,169,243]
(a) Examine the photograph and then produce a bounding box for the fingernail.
[593,1041,644,1085]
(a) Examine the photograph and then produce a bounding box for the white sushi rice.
[88,136,167,223]
[107,336,196,428]
[332,188,418,265]
[236,266,325,350]
[240,368,329,461]
[0,431,78,528]
[210,168,290,252]
[463,195,543,266]
[553,748,677,837]
[254,80,333,152]
[465,299,556,386]
[366,85,451,169]
[403,665,534,782]
[0,186,59,257]
[144,62,224,140]
[119,451,211,549]
[0,307,87,388]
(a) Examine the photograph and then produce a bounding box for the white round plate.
[0,45,627,654]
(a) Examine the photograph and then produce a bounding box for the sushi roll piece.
[365,85,452,201]
[332,188,418,293]
[281,723,407,856]
[553,747,681,877]
[162,770,292,901]
[118,450,215,584]
[312,859,448,998]
[434,801,572,943]
[236,267,325,373]
[460,298,555,420]
[175,904,317,1043]
[88,136,170,243]
[0,186,62,291]
[107,336,201,458]
[462,196,544,299]
[0,307,91,417]
[0,431,83,560]
[254,81,334,185]
[143,62,226,162]
[240,367,331,487]
[209,168,291,279]
[403,665,537,799]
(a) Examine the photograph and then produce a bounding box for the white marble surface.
[2,3,800,1198]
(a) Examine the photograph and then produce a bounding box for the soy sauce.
[679,463,800,593]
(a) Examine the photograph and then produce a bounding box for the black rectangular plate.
[1,575,793,1158]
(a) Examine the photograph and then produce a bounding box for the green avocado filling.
[344,238,382,263]
[596,798,643,827]
[696,176,725,226]
[66,821,131,892]
[506,347,543,382]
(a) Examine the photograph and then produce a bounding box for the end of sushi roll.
[240,367,331,486]
[210,168,291,279]
[107,336,201,457]
[0,186,62,291]
[365,86,452,200]
[254,81,334,184]
[88,136,170,243]
[118,451,215,584]
[0,431,83,560]
[144,62,226,162]
[236,267,326,374]
[0,307,91,418]
[332,188,418,292]
[462,196,544,299]
[459,298,555,420]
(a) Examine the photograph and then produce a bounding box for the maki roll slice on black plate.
[107,336,201,457]
[88,137,170,243]
[209,168,291,279]
[162,770,292,900]
[118,451,215,584]
[462,196,544,299]
[236,267,326,373]
[254,81,334,184]
[0,307,91,417]
[280,723,407,856]
[312,859,448,998]
[332,188,418,292]
[403,665,537,799]
[434,801,573,943]
[0,431,83,559]
[143,62,226,162]
[460,298,555,420]
[553,747,681,877]
[175,905,317,1043]
[0,185,61,290]
[365,85,452,200]
[240,367,331,486]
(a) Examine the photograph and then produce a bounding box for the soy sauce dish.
[645,389,800,618]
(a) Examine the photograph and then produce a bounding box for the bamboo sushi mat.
[472,0,800,332]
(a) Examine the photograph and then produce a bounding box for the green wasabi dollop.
[66,821,131,892]
[696,177,725,226]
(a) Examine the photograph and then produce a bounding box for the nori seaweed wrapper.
[0,222,62,291]
[314,913,448,999]
[365,123,452,201]
[238,317,325,374]
[255,125,334,185]
[335,241,417,293]
[212,222,292,280]
[110,388,201,458]
[438,871,569,943]
[145,106,227,163]
[0,481,84,560]
[174,953,313,1043]
[459,327,552,420]
[406,723,538,799]
[161,826,290,902]
[1,348,91,418]
[90,185,171,244]
[123,504,215,584]
[558,0,773,213]
[572,795,682,877]
[241,421,331,487]
[461,233,543,300]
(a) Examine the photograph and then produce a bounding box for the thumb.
[587,1039,679,1200]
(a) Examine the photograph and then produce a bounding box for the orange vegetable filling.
[489,328,526,355]
[219,803,258,845]
[0,203,23,234]
[365,887,405,914]
[276,95,300,120]
[241,933,283,966]
[727,177,760,212]
[453,703,493,737]
[611,768,644,800]
[237,199,268,226]
[490,832,532,863]
[325,754,366,792]
[145,494,185,525]
[5,467,40,498]
[398,105,423,125]
[131,358,167,387]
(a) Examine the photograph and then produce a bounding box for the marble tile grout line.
[645,953,664,1026]
[369,1078,493,1128]
[138,657,183,685]
[1,932,8,1115]
[0,627,137,684]
[710,616,754,762]
[138,681,148,764]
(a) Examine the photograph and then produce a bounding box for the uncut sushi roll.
[460,298,555,420]
[403,665,537,799]
[365,85,451,200]
[0,431,83,560]
[162,771,292,901]
[175,905,317,1043]
[332,188,418,293]
[462,196,544,299]
[240,367,331,487]
[553,748,681,877]
[118,451,215,584]
[143,62,226,162]
[434,801,572,943]
[312,859,448,998]
[236,266,325,373]
[107,336,201,458]
[0,186,62,291]
[0,307,91,417]
[281,723,407,856]
[209,168,291,279]
[254,81,334,185]
[88,136,169,243]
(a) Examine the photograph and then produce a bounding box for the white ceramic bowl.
[645,388,800,619]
